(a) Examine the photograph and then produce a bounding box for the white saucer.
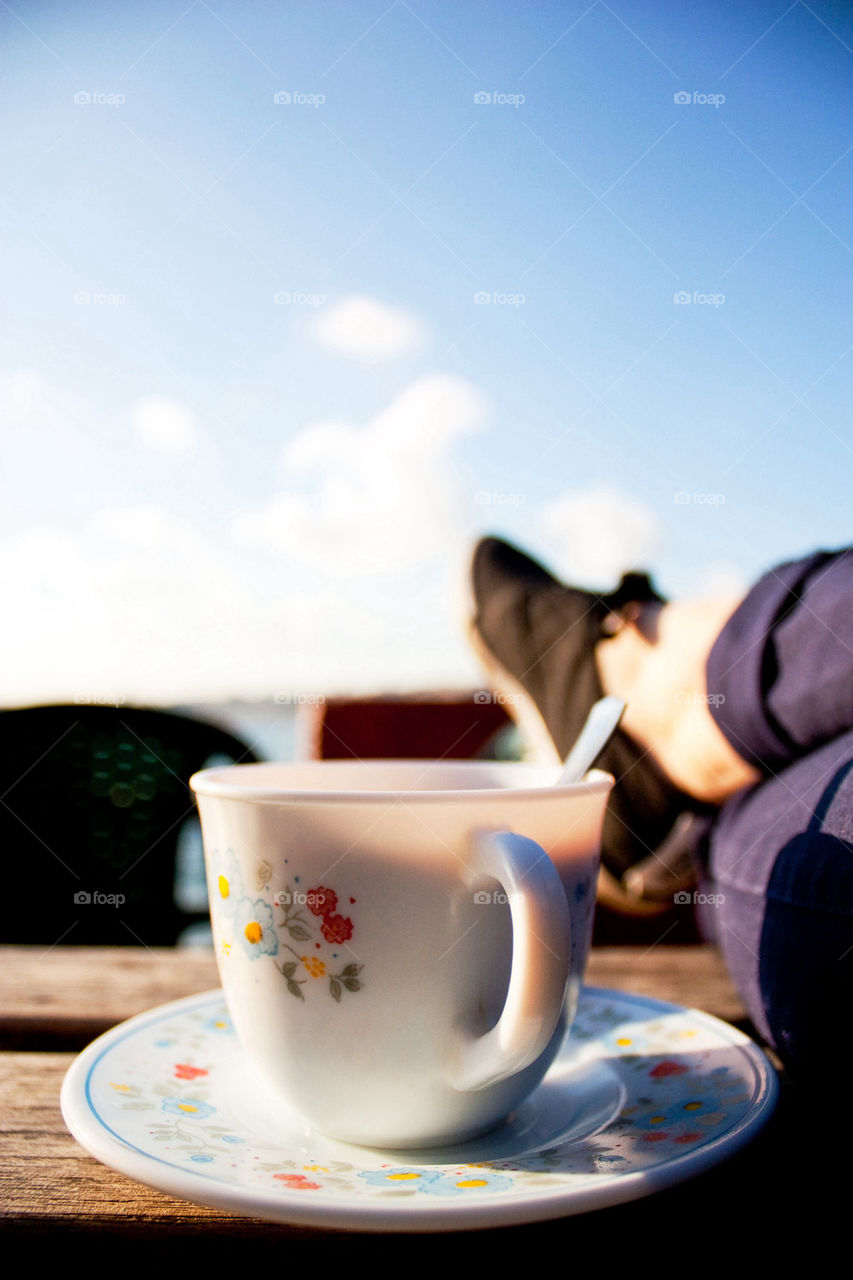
[61,986,778,1232]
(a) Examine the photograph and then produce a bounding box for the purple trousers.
[703,548,853,1074]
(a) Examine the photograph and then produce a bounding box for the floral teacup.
[190,759,611,1149]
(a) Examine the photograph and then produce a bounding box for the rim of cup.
[190,760,614,805]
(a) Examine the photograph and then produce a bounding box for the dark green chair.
[0,705,260,946]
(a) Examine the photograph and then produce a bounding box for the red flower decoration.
[174,1063,208,1080]
[321,913,353,945]
[305,886,337,917]
[649,1060,689,1078]
[274,1173,321,1190]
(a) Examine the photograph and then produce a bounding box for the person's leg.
[701,731,853,1074]
[695,547,853,1071]
[707,547,853,770]
[468,538,853,934]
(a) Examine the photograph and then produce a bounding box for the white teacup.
[190,759,612,1148]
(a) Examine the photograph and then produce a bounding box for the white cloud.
[0,508,258,704]
[0,501,482,705]
[0,370,45,420]
[235,374,486,576]
[539,486,662,586]
[313,295,426,361]
[132,396,200,455]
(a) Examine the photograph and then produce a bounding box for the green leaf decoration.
[286,979,305,1001]
[342,977,362,992]
[329,978,341,1003]
[282,961,298,978]
[288,924,311,941]
[341,964,360,978]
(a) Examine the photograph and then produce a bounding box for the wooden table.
[0,944,833,1257]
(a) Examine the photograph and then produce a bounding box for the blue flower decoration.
[204,1012,234,1034]
[190,1154,214,1162]
[234,897,279,958]
[418,1169,514,1196]
[161,1098,216,1119]
[632,1094,711,1130]
[211,849,243,918]
[358,1168,444,1189]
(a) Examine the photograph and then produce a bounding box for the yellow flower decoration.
[245,921,263,944]
[218,874,230,900]
[301,955,326,979]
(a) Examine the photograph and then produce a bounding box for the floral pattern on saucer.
[72,986,776,1213]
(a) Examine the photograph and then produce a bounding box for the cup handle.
[449,829,571,1093]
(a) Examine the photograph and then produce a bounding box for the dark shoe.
[469,536,702,910]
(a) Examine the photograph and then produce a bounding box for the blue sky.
[1,1,852,703]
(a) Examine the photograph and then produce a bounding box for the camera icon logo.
[73,890,92,904]
[673,291,692,304]
[474,890,492,904]
[473,690,492,704]
[673,890,693,905]
[474,91,491,104]
[673,91,691,105]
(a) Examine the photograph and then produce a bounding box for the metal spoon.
[555,696,625,785]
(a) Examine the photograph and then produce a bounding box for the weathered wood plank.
[0,944,746,1043]
[0,1048,783,1244]
[0,1052,259,1228]
[0,946,219,1047]
[587,945,747,1024]
[0,948,795,1247]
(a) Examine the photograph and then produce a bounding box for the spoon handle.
[556,696,626,785]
